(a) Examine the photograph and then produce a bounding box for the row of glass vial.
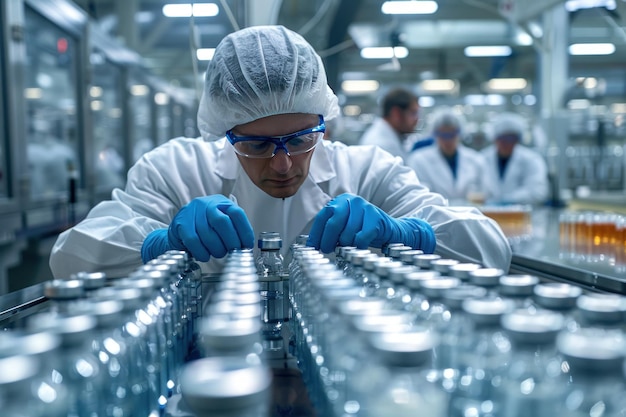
[170,249,272,417]
[559,210,626,268]
[289,244,626,417]
[0,250,201,417]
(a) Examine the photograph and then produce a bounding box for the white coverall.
[406,145,486,204]
[50,138,512,278]
[359,118,408,160]
[481,144,549,205]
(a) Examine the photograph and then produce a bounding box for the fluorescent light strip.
[565,0,616,12]
[464,94,505,106]
[418,96,436,107]
[163,3,219,17]
[610,103,626,114]
[131,85,149,96]
[421,79,456,92]
[568,99,591,110]
[485,78,528,91]
[155,92,170,105]
[360,46,408,59]
[569,43,615,55]
[343,105,362,116]
[196,48,216,61]
[341,80,380,93]
[464,46,512,57]
[381,1,438,14]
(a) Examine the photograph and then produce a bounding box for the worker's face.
[495,133,519,158]
[392,102,420,135]
[231,113,320,199]
[435,126,460,157]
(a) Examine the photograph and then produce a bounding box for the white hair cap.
[197,25,340,140]
[429,107,465,134]
[491,112,526,140]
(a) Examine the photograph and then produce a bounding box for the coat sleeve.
[501,148,549,205]
[338,145,512,271]
[49,138,218,278]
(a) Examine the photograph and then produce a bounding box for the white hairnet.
[429,107,465,135]
[198,25,340,140]
[491,112,526,140]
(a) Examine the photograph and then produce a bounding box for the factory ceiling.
[72,0,626,109]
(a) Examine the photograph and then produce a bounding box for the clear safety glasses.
[496,133,520,143]
[435,129,460,140]
[226,115,326,159]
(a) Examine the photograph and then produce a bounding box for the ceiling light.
[418,96,436,107]
[569,43,615,55]
[381,1,438,14]
[464,46,512,57]
[341,80,380,94]
[420,79,457,93]
[89,86,103,98]
[360,46,408,59]
[131,85,149,96]
[516,31,533,46]
[610,103,626,114]
[196,48,216,61]
[565,0,616,12]
[524,95,537,106]
[485,94,505,105]
[583,77,598,89]
[343,105,362,116]
[155,92,170,105]
[465,95,486,106]
[24,88,42,99]
[91,100,103,111]
[162,3,219,17]
[568,99,591,110]
[484,78,528,92]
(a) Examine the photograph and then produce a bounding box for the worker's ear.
[389,105,403,121]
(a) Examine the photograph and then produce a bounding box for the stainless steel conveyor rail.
[0,282,49,328]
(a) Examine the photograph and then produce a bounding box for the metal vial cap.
[576,293,626,324]
[180,357,272,412]
[498,274,540,296]
[258,232,282,250]
[412,254,442,269]
[403,270,441,291]
[419,277,461,299]
[44,279,85,300]
[430,258,460,274]
[369,329,438,367]
[501,309,564,344]
[469,268,505,287]
[448,263,482,280]
[533,283,582,310]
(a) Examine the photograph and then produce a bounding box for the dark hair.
[382,88,418,117]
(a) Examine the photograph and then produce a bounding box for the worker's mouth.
[266,177,297,187]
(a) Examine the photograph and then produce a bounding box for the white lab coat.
[359,118,408,160]
[406,145,486,203]
[481,144,549,205]
[50,138,512,278]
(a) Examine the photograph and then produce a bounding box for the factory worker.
[49,25,511,278]
[358,88,419,160]
[482,112,549,205]
[406,108,486,204]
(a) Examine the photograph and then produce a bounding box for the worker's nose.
[269,149,292,174]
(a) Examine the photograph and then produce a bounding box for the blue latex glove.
[307,193,436,254]
[141,195,254,263]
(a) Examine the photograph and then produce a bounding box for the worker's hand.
[307,193,436,254]
[141,195,254,263]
